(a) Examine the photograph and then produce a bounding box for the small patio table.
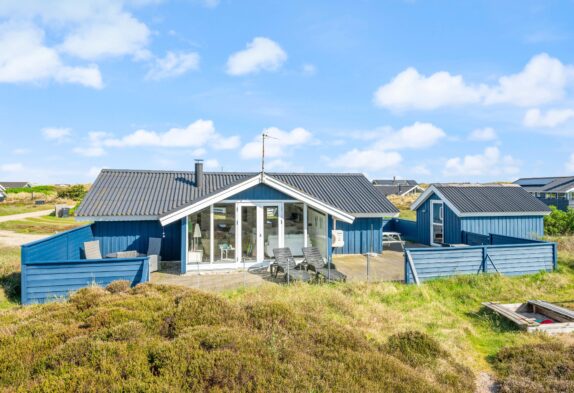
[382,231,405,251]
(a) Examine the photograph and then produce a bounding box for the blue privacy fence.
[405,232,557,284]
[21,225,151,304]
[383,218,418,242]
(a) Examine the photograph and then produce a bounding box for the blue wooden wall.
[92,220,181,261]
[405,242,556,283]
[460,216,544,240]
[328,216,383,255]
[383,218,418,242]
[22,257,149,304]
[22,225,94,262]
[415,192,545,245]
[227,184,295,200]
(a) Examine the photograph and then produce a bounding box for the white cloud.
[42,127,71,142]
[204,159,220,169]
[566,153,574,172]
[146,51,200,80]
[0,163,24,173]
[412,164,431,176]
[58,12,150,60]
[374,53,574,111]
[226,37,287,76]
[74,120,240,156]
[104,120,217,148]
[443,146,519,177]
[240,127,312,159]
[468,127,497,141]
[0,24,102,88]
[12,148,29,155]
[73,146,106,157]
[302,64,316,76]
[374,67,484,110]
[194,0,220,7]
[484,53,573,106]
[336,149,402,170]
[332,122,445,171]
[523,108,574,128]
[88,166,103,179]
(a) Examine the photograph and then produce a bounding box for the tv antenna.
[261,132,278,174]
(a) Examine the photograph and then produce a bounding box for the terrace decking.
[151,246,409,292]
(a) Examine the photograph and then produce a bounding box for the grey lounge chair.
[84,240,103,260]
[272,248,311,283]
[302,247,346,282]
[140,237,162,272]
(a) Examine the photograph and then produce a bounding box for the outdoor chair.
[139,237,162,272]
[271,248,311,283]
[84,240,103,260]
[302,247,347,282]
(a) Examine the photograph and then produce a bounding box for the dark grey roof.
[374,184,422,196]
[0,182,30,189]
[373,179,418,186]
[76,169,399,218]
[515,176,574,193]
[433,184,550,214]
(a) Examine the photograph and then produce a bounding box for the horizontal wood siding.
[22,258,149,304]
[487,245,554,276]
[329,217,383,255]
[405,242,556,283]
[460,216,544,240]
[21,225,94,263]
[92,220,181,261]
[227,184,295,200]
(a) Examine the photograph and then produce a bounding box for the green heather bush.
[56,184,87,201]
[544,206,574,235]
[493,341,574,393]
[0,282,476,392]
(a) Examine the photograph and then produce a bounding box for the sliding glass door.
[241,206,257,262]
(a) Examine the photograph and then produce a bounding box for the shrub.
[493,341,574,393]
[544,206,574,235]
[56,185,87,201]
[385,331,446,368]
[105,280,131,294]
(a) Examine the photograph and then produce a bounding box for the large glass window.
[308,206,327,258]
[284,203,305,256]
[213,204,236,262]
[241,206,257,262]
[263,206,279,258]
[189,208,210,263]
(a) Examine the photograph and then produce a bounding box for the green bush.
[56,185,87,201]
[5,185,55,194]
[493,341,574,393]
[0,284,476,392]
[544,206,574,235]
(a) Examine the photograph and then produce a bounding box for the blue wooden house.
[74,161,399,274]
[410,184,551,246]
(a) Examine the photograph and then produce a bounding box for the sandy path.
[0,230,47,247]
[0,209,53,223]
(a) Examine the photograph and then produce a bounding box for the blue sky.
[0,0,573,184]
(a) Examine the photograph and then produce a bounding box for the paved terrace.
[151,243,422,292]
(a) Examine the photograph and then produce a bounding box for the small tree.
[57,185,87,201]
[544,205,574,236]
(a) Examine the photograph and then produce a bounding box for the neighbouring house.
[0,184,5,202]
[0,181,31,189]
[514,176,574,211]
[373,179,424,197]
[410,184,551,246]
[74,161,399,273]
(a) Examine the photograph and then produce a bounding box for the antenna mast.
[261,132,278,175]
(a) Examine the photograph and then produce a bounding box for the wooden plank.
[482,302,538,329]
[528,300,574,322]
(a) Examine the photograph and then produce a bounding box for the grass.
[1,245,574,390]
[0,216,85,234]
[399,209,416,221]
[0,203,55,216]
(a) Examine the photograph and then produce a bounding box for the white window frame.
[430,200,444,247]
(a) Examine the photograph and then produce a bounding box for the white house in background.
[0,184,5,202]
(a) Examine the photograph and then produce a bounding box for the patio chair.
[84,240,103,260]
[272,248,311,283]
[140,237,162,272]
[302,247,346,282]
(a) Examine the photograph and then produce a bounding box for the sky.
[0,0,574,184]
